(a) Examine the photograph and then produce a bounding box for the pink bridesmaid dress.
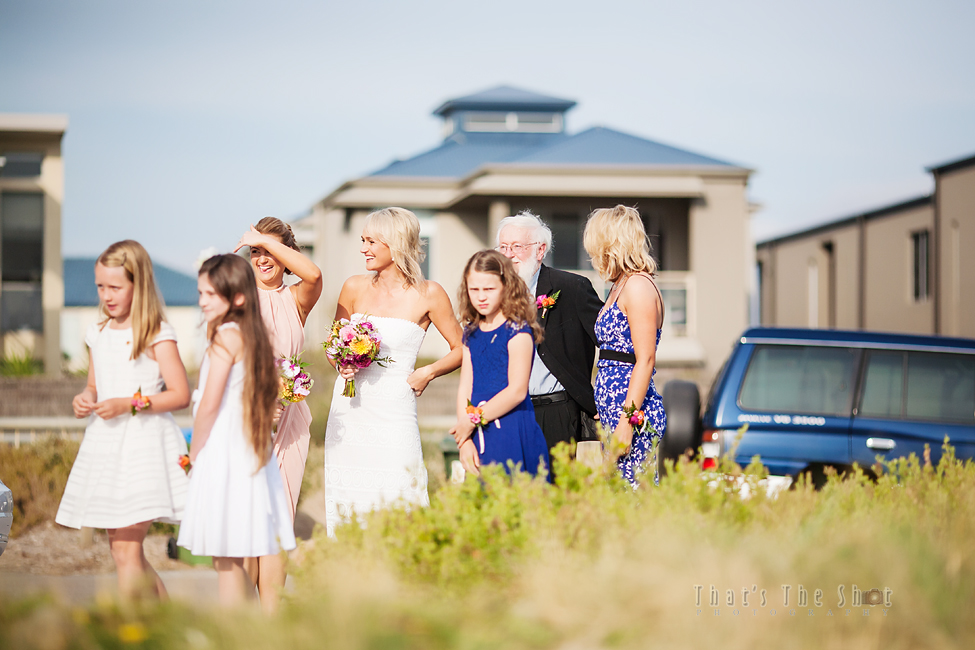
[259,283,313,520]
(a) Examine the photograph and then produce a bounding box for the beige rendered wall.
[862,204,934,334]
[937,165,975,338]
[689,176,750,380]
[764,237,828,328]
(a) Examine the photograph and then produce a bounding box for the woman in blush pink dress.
[234,217,322,613]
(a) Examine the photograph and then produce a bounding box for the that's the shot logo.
[694,584,892,617]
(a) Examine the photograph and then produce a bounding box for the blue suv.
[694,327,975,482]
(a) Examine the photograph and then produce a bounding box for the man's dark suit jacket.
[534,264,603,416]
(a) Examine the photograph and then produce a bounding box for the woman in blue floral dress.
[583,206,666,485]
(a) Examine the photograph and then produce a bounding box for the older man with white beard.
[495,212,603,465]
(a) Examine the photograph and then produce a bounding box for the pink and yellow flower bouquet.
[323,316,392,398]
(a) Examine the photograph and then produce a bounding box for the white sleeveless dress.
[323,315,430,536]
[177,323,296,557]
[56,322,189,529]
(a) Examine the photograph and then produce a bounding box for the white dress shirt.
[528,268,565,397]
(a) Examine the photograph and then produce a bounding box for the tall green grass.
[2,441,974,648]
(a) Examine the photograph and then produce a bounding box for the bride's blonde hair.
[362,207,426,287]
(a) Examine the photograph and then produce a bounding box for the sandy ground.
[0,488,327,577]
[0,523,200,575]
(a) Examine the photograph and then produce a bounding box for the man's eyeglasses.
[496,242,540,255]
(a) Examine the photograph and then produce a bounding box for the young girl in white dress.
[56,240,191,600]
[177,254,295,607]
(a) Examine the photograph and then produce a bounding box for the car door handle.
[866,438,896,451]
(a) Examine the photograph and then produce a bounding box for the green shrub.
[0,351,43,377]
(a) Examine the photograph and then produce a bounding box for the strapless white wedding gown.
[323,315,430,536]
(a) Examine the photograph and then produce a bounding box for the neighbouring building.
[0,114,67,376]
[295,86,755,384]
[62,258,205,373]
[756,152,975,338]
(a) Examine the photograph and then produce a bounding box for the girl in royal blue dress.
[452,250,550,479]
[583,206,666,486]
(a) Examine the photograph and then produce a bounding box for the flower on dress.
[535,290,561,318]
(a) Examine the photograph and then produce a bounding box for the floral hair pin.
[466,400,500,453]
[536,290,561,318]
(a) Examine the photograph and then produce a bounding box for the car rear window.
[739,345,858,416]
[860,350,975,423]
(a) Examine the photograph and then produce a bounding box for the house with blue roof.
[297,86,755,382]
[61,257,205,372]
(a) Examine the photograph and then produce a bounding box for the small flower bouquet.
[466,399,500,453]
[277,355,313,404]
[536,289,560,318]
[622,402,646,429]
[130,387,150,416]
[178,454,192,475]
[323,316,392,398]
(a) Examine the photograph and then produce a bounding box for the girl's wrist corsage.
[466,400,500,453]
[178,454,192,475]
[535,289,561,318]
[131,387,151,416]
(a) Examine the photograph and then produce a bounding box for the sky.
[2,0,974,274]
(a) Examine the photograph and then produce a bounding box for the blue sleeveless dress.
[466,321,551,478]
[595,301,667,485]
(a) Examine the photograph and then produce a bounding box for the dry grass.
[0,439,79,537]
[2,441,974,649]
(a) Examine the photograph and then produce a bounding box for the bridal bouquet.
[278,355,313,404]
[323,316,392,398]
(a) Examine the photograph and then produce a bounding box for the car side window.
[859,350,975,423]
[906,353,975,423]
[859,351,904,418]
[738,345,857,417]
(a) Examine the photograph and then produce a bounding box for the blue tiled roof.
[433,85,576,116]
[370,126,735,178]
[64,258,199,307]
[516,127,735,167]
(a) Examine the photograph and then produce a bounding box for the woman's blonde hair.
[457,250,543,344]
[199,254,278,471]
[363,207,425,287]
[96,240,165,360]
[583,205,657,281]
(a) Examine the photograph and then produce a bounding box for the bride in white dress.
[324,207,463,536]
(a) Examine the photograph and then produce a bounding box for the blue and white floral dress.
[594,299,666,486]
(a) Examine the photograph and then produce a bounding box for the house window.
[912,230,929,302]
[1,192,44,333]
[0,153,43,178]
[419,236,431,280]
[463,112,562,133]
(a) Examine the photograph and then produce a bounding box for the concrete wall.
[0,121,65,376]
[690,177,751,379]
[937,164,975,338]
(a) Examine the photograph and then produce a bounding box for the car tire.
[661,380,701,460]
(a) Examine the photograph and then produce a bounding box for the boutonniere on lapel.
[535,290,561,318]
